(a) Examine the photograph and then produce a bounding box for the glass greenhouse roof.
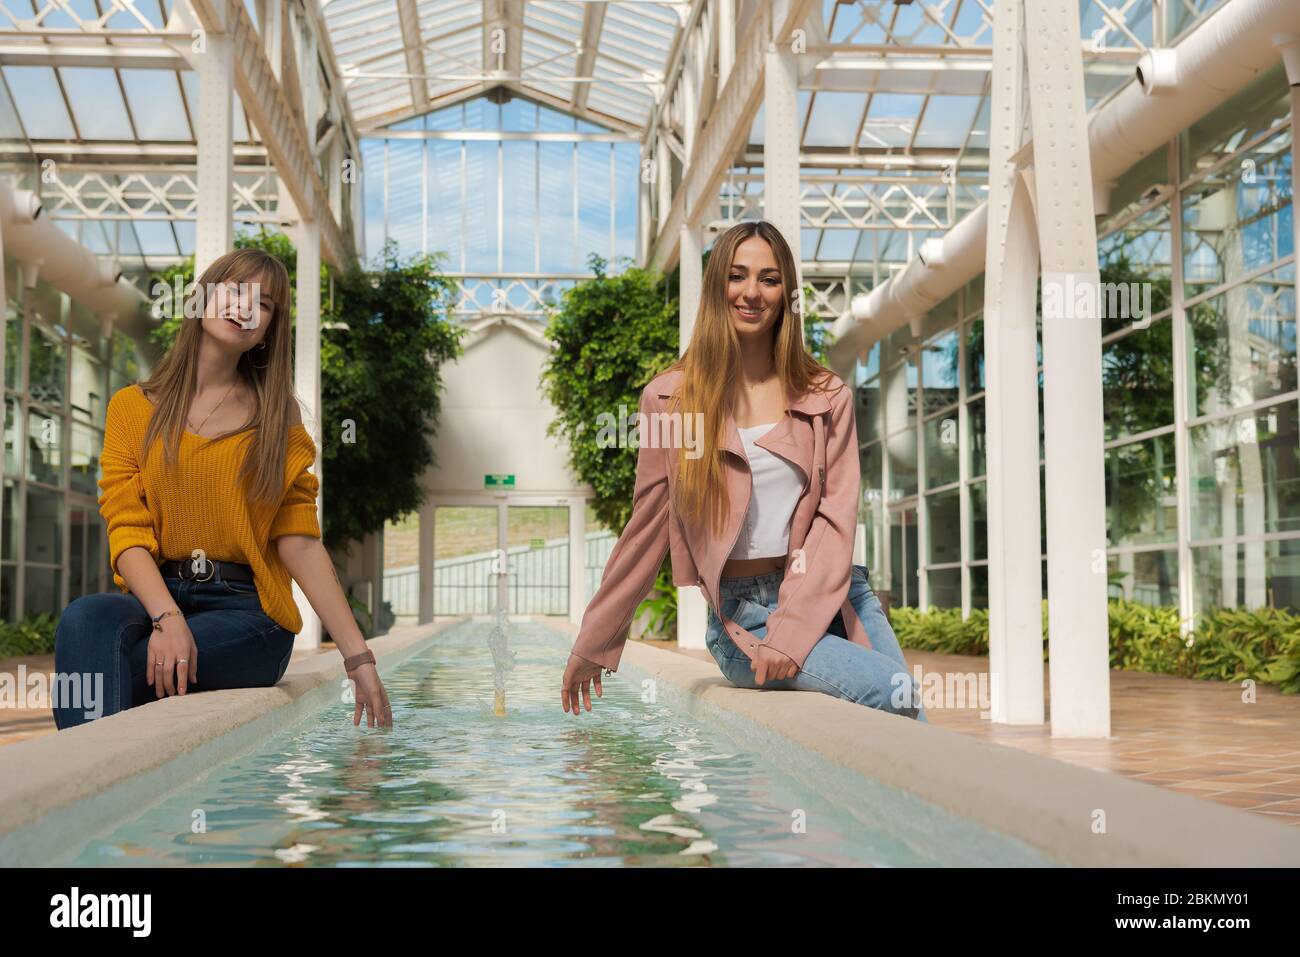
[0,0,1235,277]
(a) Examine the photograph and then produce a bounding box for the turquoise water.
[66,620,1047,866]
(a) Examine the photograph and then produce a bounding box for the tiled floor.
[662,642,1300,828]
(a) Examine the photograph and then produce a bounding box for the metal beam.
[649,0,816,272]
[187,0,352,268]
[396,0,428,116]
[571,1,607,113]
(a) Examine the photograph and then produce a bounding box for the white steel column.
[418,499,435,624]
[195,5,234,277]
[1024,0,1110,737]
[982,0,1045,725]
[764,42,803,295]
[718,0,735,89]
[677,221,707,650]
[292,214,323,650]
[569,495,587,626]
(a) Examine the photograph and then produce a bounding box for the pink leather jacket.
[570,367,870,672]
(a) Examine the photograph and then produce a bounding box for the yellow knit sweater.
[98,384,321,633]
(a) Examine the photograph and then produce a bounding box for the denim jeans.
[705,563,927,721]
[52,576,295,730]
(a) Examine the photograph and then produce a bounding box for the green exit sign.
[484,473,515,489]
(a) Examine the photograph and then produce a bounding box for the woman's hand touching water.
[350,663,393,728]
[561,653,604,714]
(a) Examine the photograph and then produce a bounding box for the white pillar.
[983,0,1045,726]
[417,499,435,624]
[194,7,233,277]
[655,135,672,235]
[568,495,587,626]
[677,221,707,649]
[764,42,802,294]
[292,215,323,650]
[718,0,735,90]
[1024,0,1110,737]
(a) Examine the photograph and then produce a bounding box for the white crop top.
[729,422,804,560]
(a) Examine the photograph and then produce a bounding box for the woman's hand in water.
[351,663,393,728]
[561,653,604,714]
[750,644,798,685]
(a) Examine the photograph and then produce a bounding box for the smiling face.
[200,275,274,353]
[727,235,785,340]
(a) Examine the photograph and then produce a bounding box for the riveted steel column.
[1024,0,1110,737]
[983,0,1045,726]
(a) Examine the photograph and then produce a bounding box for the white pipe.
[0,178,149,338]
[829,0,1300,374]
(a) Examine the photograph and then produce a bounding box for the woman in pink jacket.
[560,220,926,721]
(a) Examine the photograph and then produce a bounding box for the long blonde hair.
[665,221,835,536]
[140,247,296,506]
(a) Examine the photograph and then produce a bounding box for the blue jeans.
[705,564,927,721]
[52,577,295,730]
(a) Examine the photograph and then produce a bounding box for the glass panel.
[1102,318,1174,440]
[504,505,569,616]
[923,412,960,489]
[23,565,61,618]
[881,355,917,436]
[1185,265,1296,419]
[965,318,984,393]
[4,304,19,390]
[921,329,959,414]
[886,430,918,501]
[4,396,20,478]
[860,442,883,502]
[26,485,62,564]
[433,506,498,615]
[0,564,14,621]
[87,518,103,594]
[967,396,986,478]
[1105,434,1177,546]
[926,487,960,565]
[26,408,63,486]
[969,480,987,561]
[927,567,962,609]
[1192,537,1300,612]
[970,564,988,609]
[1107,550,1179,608]
[855,380,883,445]
[1189,401,1300,541]
[1097,203,1174,337]
[70,422,101,496]
[70,505,86,600]
[1,479,16,562]
[28,322,66,409]
[1182,127,1293,295]
[888,506,919,609]
[71,347,105,424]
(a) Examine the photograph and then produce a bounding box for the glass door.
[889,505,919,609]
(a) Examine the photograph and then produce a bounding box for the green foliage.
[541,255,679,534]
[147,231,463,551]
[636,562,679,640]
[541,255,679,635]
[891,599,1300,693]
[321,241,464,549]
[0,614,59,658]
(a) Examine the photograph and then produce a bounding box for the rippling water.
[69,620,991,867]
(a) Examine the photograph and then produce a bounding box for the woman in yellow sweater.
[53,248,392,730]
